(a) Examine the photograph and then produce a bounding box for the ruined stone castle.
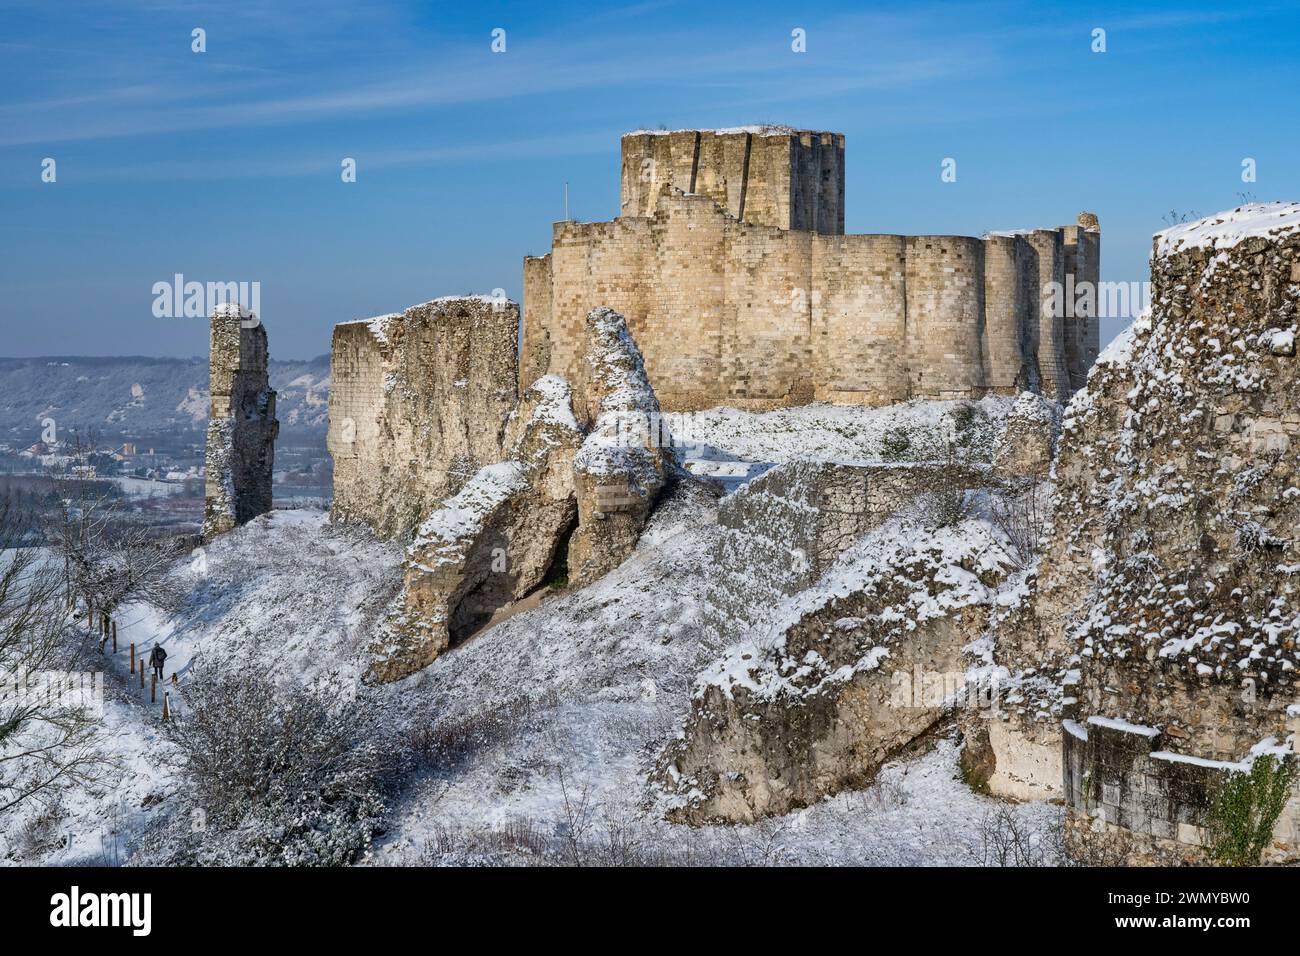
[196,112,1300,863]
[325,126,1101,545]
[326,296,520,539]
[315,123,1104,681]
[201,304,278,542]
[522,126,1100,411]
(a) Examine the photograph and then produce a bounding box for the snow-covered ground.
[111,476,191,499]
[671,396,1013,488]
[1,396,1062,867]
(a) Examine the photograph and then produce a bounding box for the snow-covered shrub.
[878,426,912,462]
[879,419,983,465]
[950,402,996,460]
[139,662,404,866]
[406,691,556,770]
[909,449,979,528]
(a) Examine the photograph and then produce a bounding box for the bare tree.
[0,496,114,817]
[990,477,1050,569]
[978,806,1062,866]
[556,765,596,866]
[46,468,185,639]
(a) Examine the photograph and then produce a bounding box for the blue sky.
[1,0,1297,359]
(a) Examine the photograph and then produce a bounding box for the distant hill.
[0,355,331,441]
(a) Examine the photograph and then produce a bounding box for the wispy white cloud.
[31,131,615,183]
[0,6,986,148]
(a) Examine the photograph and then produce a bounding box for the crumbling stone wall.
[326,296,519,539]
[369,376,583,684]
[523,129,1099,413]
[363,309,673,682]
[202,305,278,542]
[1059,717,1300,865]
[1006,203,1300,863]
[991,391,1061,476]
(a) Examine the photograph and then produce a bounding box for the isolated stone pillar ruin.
[201,304,278,542]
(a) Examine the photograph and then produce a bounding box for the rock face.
[658,520,1016,823]
[368,376,583,684]
[958,592,1068,804]
[567,307,673,585]
[202,305,278,542]
[991,391,1061,477]
[326,296,519,539]
[1019,204,1300,863]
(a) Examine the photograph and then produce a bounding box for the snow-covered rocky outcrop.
[567,307,674,585]
[1012,203,1300,864]
[699,458,992,639]
[657,518,1018,823]
[368,309,676,682]
[9,387,1075,865]
[369,376,584,683]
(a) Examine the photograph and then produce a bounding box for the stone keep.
[201,305,278,542]
[620,126,844,234]
[522,127,1100,412]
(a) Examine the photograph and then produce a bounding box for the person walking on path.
[148,644,167,682]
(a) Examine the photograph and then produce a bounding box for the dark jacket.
[149,646,167,667]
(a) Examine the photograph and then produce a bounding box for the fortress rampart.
[1019,203,1300,864]
[523,128,1099,412]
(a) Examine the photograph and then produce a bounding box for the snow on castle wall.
[523,128,1100,413]
[1011,203,1300,864]
[201,304,278,542]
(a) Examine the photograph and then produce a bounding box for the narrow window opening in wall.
[689,131,701,195]
[736,133,752,222]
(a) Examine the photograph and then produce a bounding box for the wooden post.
[130,643,135,674]
[151,671,156,704]
[111,621,117,653]
[139,664,144,690]
[162,692,170,722]
[171,673,178,687]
